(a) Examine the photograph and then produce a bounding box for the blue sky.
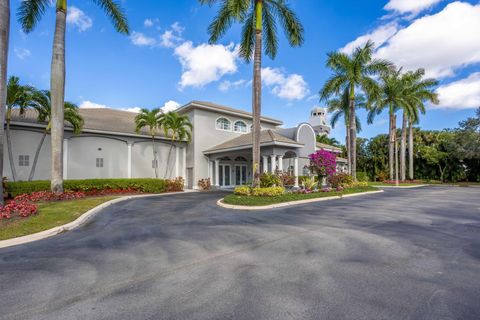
[8,0,480,143]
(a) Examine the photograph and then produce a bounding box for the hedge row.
[6,179,168,197]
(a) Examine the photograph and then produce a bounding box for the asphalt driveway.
[0,186,479,320]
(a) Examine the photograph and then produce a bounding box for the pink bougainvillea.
[309,150,337,178]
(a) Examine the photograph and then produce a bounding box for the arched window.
[216,117,231,131]
[234,121,247,133]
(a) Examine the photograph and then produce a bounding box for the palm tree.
[320,40,393,180]
[402,69,438,180]
[135,108,163,178]
[29,90,83,181]
[161,112,193,177]
[0,0,9,204]
[6,76,36,181]
[18,0,129,193]
[200,0,304,187]
[367,68,408,181]
[327,88,365,172]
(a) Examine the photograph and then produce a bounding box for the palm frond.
[91,0,130,34]
[267,0,304,47]
[239,8,255,62]
[17,0,49,33]
[262,4,278,59]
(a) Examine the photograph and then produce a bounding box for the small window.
[234,121,247,133]
[19,155,30,167]
[152,159,158,168]
[96,158,104,168]
[216,118,231,131]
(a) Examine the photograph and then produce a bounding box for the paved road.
[0,187,479,320]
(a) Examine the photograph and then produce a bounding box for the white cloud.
[79,101,141,113]
[161,100,181,113]
[14,48,31,60]
[144,19,154,28]
[218,79,249,92]
[375,2,480,78]
[341,22,398,54]
[67,6,93,32]
[261,67,309,100]
[435,73,480,109]
[384,0,443,15]
[130,31,156,47]
[160,22,184,48]
[174,41,239,89]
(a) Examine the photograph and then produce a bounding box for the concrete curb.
[0,191,197,249]
[217,190,384,211]
[373,184,427,189]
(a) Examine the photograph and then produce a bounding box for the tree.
[321,40,392,180]
[327,88,365,171]
[316,134,341,148]
[135,108,163,178]
[18,0,129,193]
[29,90,83,181]
[200,0,304,187]
[0,0,9,204]
[160,112,193,177]
[6,76,36,181]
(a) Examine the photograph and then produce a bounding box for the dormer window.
[216,117,231,131]
[234,121,247,133]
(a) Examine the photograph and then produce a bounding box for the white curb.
[0,191,197,249]
[217,190,384,211]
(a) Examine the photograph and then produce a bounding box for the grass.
[0,196,118,241]
[223,187,377,206]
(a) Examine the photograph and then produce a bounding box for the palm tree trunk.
[252,0,262,187]
[28,129,48,181]
[400,110,407,181]
[345,128,350,174]
[388,111,394,180]
[5,110,17,181]
[408,119,414,180]
[0,0,9,204]
[348,89,356,180]
[50,2,67,194]
[152,136,158,178]
[394,115,399,184]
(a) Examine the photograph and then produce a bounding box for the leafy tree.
[0,0,9,204]
[6,76,36,181]
[29,90,83,181]
[160,112,193,177]
[316,134,341,147]
[200,0,304,187]
[321,40,392,180]
[135,108,163,178]
[18,0,129,193]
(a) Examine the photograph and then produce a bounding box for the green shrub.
[6,178,169,197]
[301,176,317,190]
[260,173,282,187]
[251,186,285,197]
[356,172,369,182]
[351,181,369,188]
[234,186,251,196]
[328,173,353,188]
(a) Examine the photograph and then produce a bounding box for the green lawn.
[223,187,377,206]
[0,196,118,241]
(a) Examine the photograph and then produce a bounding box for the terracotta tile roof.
[204,129,303,154]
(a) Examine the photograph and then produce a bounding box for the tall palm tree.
[18,0,129,193]
[6,76,36,181]
[320,40,393,180]
[0,0,9,204]
[367,67,408,181]
[29,90,83,181]
[327,88,365,172]
[200,0,304,187]
[135,108,163,179]
[402,69,438,180]
[161,111,193,177]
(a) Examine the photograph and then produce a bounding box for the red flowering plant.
[1,200,38,220]
[308,150,337,185]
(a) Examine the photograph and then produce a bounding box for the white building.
[5,101,347,189]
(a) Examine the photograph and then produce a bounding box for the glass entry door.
[235,165,247,185]
[219,164,231,187]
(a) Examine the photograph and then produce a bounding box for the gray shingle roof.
[204,129,303,154]
[316,142,342,152]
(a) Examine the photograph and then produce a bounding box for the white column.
[63,139,68,180]
[175,146,179,177]
[278,156,283,171]
[215,159,220,186]
[262,156,268,173]
[127,143,132,178]
[270,155,276,173]
[294,157,299,188]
